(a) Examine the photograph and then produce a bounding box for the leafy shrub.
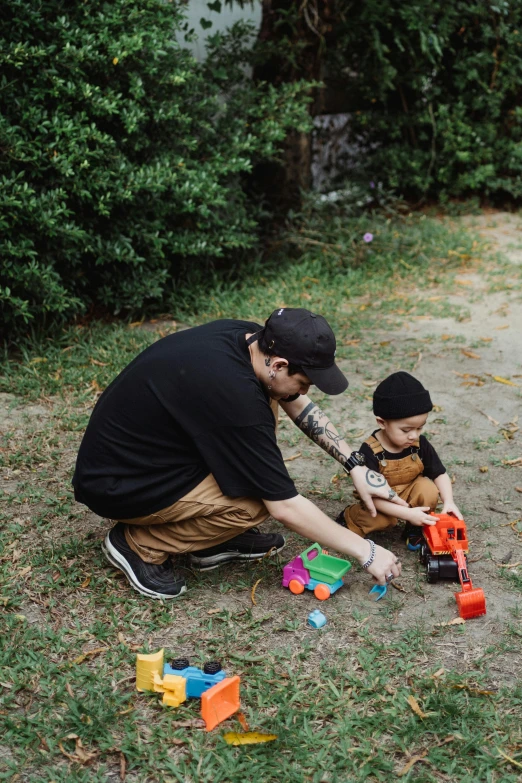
[320,1,522,201]
[0,0,312,334]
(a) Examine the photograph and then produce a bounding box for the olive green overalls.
[342,434,439,538]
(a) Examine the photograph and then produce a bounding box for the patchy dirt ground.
[1,211,521,696]
[277,210,522,682]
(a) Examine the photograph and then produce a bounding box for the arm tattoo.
[294,402,315,428]
[293,402,348,466]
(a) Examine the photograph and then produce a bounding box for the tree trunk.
[252,0,335,214]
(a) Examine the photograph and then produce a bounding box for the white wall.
[182,0,262,60]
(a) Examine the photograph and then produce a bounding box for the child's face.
[376,413,429,450]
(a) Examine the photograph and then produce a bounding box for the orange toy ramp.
[201,676,240,732]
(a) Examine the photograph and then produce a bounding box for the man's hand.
[362,541,402,585]
[264,493,401,586]
[407,507,438,526]
[441,502,463,520]
[349,465,409,518]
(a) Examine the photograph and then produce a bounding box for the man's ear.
[272,357,289,373]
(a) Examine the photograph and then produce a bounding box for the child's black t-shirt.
[360,431,446,481]
[72,320,298,519]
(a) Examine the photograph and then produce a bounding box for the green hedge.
[0,0,312,333]
[321,0,522,200]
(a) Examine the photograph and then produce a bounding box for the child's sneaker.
[404,523,423,552]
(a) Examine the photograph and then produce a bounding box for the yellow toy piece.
[136,649,164,692]
[162,675,187,708]
[153,672,166,693]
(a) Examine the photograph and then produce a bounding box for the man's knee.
[247,499,270,527]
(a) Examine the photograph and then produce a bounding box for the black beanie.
[373,372,432,419]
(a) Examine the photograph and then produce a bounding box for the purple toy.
[282,543,351,601]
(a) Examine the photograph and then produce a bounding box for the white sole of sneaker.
[190,543,285,571]
[102,538,187,600]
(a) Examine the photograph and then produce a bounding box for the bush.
[0,0,312,334]
[320,0,522,201]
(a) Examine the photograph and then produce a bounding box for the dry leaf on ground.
[397,753,428,776]
[223,732,277,746]
[251,578,262,606]
[435,617,466,627]
[497,748,522,769]
[236,711,250,731]
[407,695,427,719]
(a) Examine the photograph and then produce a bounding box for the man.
[73,308,406,599]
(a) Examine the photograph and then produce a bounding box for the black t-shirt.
[72,320,298,519]
[361,431,446,481]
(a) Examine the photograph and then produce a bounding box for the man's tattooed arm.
[293,401,349,466]
[283,395,405,509]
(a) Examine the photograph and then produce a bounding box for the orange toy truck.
[420,513,486,620]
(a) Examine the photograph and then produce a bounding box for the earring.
[265,356,271,367]
[269,371,276,379]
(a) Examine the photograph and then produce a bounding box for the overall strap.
[366,435,386,456]
[366,434,421,457]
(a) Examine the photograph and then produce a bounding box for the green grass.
[0,208,493,401]
[2,205,522,781]
[1,594,521,782]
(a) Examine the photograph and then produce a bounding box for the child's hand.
[408,507,438,526]
[441,502,463,520]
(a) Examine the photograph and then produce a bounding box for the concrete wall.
[182,0,262,60]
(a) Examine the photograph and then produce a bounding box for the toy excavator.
[420,512,486,620]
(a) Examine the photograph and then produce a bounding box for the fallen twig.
[251,578,262,606]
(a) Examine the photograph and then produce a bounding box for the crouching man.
[73,308,406,599]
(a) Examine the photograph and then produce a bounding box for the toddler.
[338,371,462,549]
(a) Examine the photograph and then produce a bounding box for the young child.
[337,371,462,549]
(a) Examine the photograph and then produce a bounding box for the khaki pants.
[120,473,269,564]
[119,398,278,564]
[343,475,439,538]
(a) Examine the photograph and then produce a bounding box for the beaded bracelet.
[361,539,376,570]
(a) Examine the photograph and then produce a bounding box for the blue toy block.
[162,664,225,698]
[307,609,327,628]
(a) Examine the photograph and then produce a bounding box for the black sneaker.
[102,523,186,599]
[189,527,285,571]
[404,523,423,552]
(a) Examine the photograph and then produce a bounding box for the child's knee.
[412,477,439,509]
[340,503,396,538]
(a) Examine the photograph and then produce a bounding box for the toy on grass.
[136,650,240,731]
[369,583,387,601]
[307,609,327,628]
[420,512,486,620]
[282,543,351,601]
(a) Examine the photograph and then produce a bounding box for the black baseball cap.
[263,308,348,395]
